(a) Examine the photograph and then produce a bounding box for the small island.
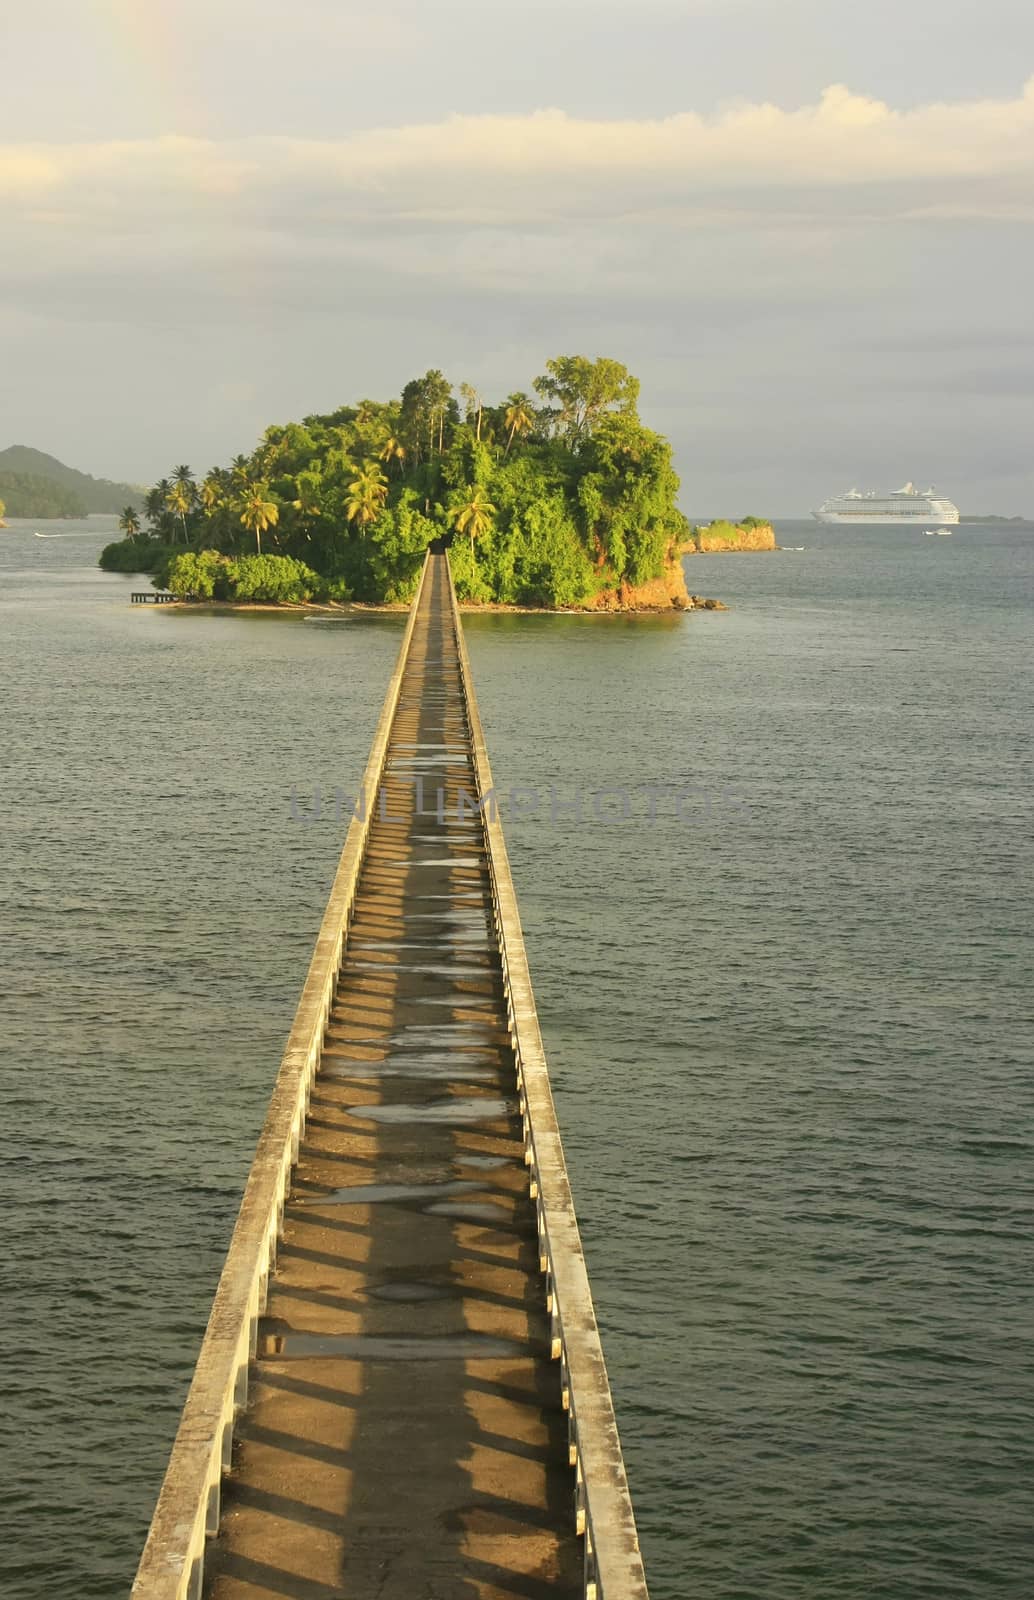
[682,517,777,553]
[100,357,722,612]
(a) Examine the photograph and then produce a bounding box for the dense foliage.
[99,357,690,606]
[0,470,86,518]
[99,535,177,573]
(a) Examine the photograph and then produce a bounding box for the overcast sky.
[3,0,1033,514]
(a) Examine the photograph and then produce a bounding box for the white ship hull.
[813,483,960,524]
[814,507,960,525]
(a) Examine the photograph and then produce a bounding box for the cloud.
[4,75,1033,513]
[2,78,1033,238]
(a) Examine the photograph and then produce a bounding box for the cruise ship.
[813,483,960,524]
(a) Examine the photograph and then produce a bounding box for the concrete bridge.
[132,553,649,1600]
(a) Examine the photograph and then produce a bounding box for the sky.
[2,0,1033,514]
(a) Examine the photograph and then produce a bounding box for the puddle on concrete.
[349,961,494,979]
[323,1060,498,1083]
[327,1048,501,1069]
[259,1331,526,1360]
[387,754,469,764]
[401,915,489,928]
[411,831,483,842]
[297,1179,479,1206]
[419,996,498,1009]
[348,934,492,947]
[408,892,486,902]
[338,1028,502,1050]
[386,1026,505,1046]
[424,1200,514,1224]
[348,1096,515,1125]
[369,1281,456,1302]
[403,857,486,868]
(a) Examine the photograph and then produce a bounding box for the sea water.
[2,518,1031,1598]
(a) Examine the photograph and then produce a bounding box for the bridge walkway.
[204,553,582,1599]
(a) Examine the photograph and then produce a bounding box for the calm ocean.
[2,517,1032,1599]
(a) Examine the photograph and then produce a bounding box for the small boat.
[924,530,937,536]
[936,529,953,536]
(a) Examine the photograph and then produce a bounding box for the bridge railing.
[445,559,650,1600]
[130,556,430,1600]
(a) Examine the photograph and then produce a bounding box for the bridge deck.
[204,555,582,1599]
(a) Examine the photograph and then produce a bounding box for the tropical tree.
[145,478,172,532]
[118,505,141,539]
[533,355,640,441]
[345,462,388,535]
[503,392,535,454]
[449,488,496,564]
[459,382,484,441]
[291,471,324,524]
[200,472,226,513]
[238,486,280,555]
[0,496,6,522]
[165,481,193,543]
[172,464,196,496]
[399,369,454,461]
[379,436,407,476]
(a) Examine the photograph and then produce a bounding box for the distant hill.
[0,445,144,515]
[959,514,1033,525]
[0,470,87,518]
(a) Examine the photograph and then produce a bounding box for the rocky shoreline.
[682,519,777,553]
[142,591,728,617]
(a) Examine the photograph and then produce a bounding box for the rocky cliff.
[683,520,777,553]
[585,554,725,612]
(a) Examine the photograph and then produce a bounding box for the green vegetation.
[0,470,86,519]
[683,516,774,551]
[98,357,690,607]
[694,519,744,544]
[0,446,143,515]
[99,535,179,574]
[163,551,323,602]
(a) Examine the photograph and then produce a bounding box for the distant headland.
[99,357,709,612]
[682,518,777,553]
[0,446,144,519]
[958,514,1033,525]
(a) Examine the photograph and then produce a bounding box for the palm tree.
[239,487,279,555]
[165,481,192,544]
[449,488,496,564]
[145,478,171,532]
[172,464,195,494]
[230,454,252,490]
[345,462,388,535]
[118,505,141,539]
[379,436,407,477]
[200,472,226,513]
[504,393,534,454]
